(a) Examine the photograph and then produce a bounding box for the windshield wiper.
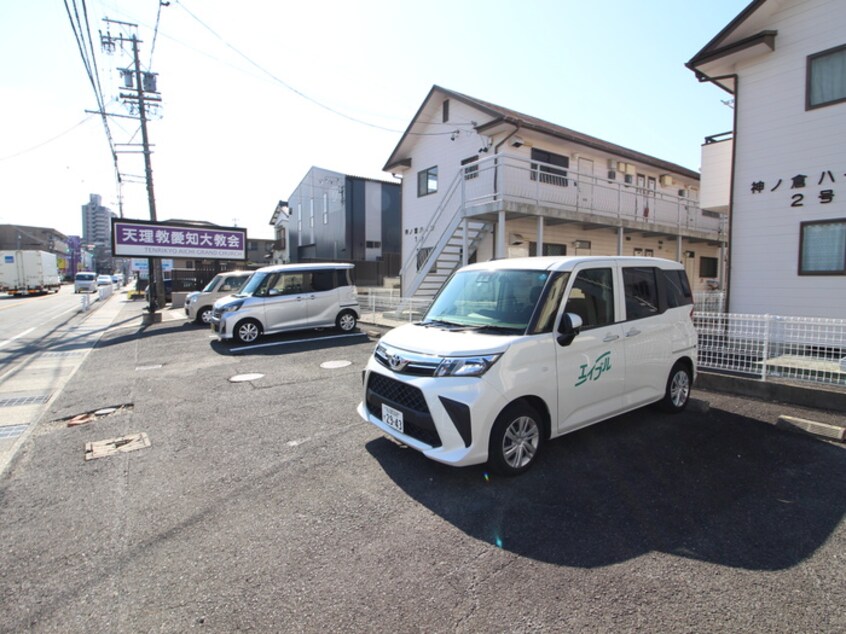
[421,318,466,328]
[469,324,524,334]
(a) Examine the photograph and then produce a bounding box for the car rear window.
[76,273,95,281]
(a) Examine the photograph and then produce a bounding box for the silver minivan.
[211,263,359,344]
[185,271,252,324]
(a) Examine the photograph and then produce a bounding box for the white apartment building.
[384,86,726,302]
[689,0,846,318]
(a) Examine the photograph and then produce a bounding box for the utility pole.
[100,19,165,312]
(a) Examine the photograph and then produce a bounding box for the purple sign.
[111,219,247,260]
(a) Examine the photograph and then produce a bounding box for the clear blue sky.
[0,0,745,240]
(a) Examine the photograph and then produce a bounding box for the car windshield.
[76,274,94,281]
[234,271,268,297]
[423,268,553,333]
[202,275,223,293]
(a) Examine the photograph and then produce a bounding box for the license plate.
[382,404,404,433]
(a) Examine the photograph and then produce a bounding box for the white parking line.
[228,332,365,352]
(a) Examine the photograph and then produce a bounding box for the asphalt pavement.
[0,292,844,633]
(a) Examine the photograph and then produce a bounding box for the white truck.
[0,250,62,296]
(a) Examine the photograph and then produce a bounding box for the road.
[0,286,116,470]
[0,295,844,633]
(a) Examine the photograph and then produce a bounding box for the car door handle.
[603,334,620,342]
[626,328,641,337]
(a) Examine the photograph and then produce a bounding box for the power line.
[0,116,95,162]
[173,0,470,137]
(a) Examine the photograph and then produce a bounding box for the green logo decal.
[575,351,612,386]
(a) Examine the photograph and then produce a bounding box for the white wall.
[730,0,846,317]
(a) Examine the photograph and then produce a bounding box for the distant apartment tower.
[81,193,116,272]
[81,194,115,246]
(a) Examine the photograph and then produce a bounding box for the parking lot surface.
[1,296,844,633]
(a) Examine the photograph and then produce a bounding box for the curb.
[776,416,846,442]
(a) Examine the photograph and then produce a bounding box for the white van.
[358,256,697,476]
[185,271,252,324]
[74,272,97,293]
[211,263,359,344]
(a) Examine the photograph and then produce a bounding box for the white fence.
[695,312,846,387]
[359,291,846,389]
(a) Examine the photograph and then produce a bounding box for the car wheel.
[336,310,357,332]
[488,402,543,477]
[197,307,212,325]
[234,319,261,344]
[659,361,691,413]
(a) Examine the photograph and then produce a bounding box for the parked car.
[358,256,697,476]
[74,272,97,293]
[185,271,252,325]
[111,273,124,287]
[96,274,113,287]
[211,263,359,344]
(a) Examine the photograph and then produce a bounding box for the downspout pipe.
[687,67,738,312]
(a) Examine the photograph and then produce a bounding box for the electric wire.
[173,0,470,137]
[0,116,95,162]
[64,0,123,202]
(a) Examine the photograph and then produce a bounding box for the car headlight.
[222,301,244,313]
[434,354,501,377]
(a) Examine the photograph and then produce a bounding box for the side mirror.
[556,312,583,346]
[267,288,280,297]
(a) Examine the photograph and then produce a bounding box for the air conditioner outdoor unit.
[659,174,673,187]
[625,164,637,175]
[607,159,617,169]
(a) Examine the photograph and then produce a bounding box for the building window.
[417,166,438,197]
[530,148,569,187]
[461,156,479,180]
[442,99,449,123]
[323,193,328,224]
[807,44,846,110]
[700,256,718,278]
[366,241,382,249]
[529,242,567,256]
[799,219,846,274]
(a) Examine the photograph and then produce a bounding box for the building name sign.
[112,219,246,260]
[750,169,843,208]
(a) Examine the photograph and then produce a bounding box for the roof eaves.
[687,0,768,66]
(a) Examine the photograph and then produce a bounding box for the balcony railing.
[456,153,722,235]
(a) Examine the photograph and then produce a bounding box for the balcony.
[457,153,724,241]
[699,132,733,213]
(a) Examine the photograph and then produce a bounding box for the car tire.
[196,307,212,325]
[487,402,543,477]
[336,309,357,332]
[233,319,262,344]
[659,361,692,413]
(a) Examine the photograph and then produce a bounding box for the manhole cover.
[84,433,150,461]
[229,373,264,383]
[320,360,352,369]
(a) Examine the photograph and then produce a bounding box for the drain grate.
[0,394,51,408]
[0,424,29,439]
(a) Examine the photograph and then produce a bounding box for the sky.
[0,0,745,241]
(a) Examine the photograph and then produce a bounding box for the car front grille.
[366,373,441,448]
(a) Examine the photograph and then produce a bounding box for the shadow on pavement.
[366,405,846,571]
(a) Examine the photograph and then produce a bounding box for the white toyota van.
[358,256,697,476]
[211,262,359,344]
